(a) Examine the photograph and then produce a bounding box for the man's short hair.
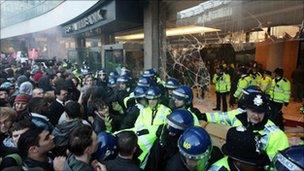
[116,131,138,156]
[64,101,81,119]
[28,97,47,114]
[68,125,93,156]
[54,86,68,95]
[10,118,33,132]
[0,87,9,94]
[18,127,43,157]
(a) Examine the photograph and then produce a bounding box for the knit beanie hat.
[19,81,33,96]
[15,94,30,103]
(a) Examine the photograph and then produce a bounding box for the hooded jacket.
[52,120,83,147]
[63,154,93,171]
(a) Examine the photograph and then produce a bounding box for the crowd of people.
[0,59,303,171]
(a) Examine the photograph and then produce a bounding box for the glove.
[136,129,149,136]
[104,116,112,132]
[284,102,289,107]
[200,113,207,122]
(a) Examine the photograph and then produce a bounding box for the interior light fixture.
[115,26,220,40]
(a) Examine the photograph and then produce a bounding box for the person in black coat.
[105,131,142,171]
[47,86,68,125]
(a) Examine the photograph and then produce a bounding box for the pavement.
[192,86,304,145]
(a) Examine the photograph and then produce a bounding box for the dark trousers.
[269,101,284,130]
[216,92,228,112]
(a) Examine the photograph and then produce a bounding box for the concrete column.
[143,0,167,76]
[47,34,60,59]
[100,34,107,68]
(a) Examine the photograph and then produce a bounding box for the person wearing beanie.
[19,81,33,96]
[16,75,29,88]
[33,70,44,83]
[14,94,31,117]
[0,82,15,96]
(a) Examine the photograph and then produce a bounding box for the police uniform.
[133,104,171,167]
[268,77,291,130]
[233,75,252,100]
[213,73,231,111]
[205,109,289,160]
[260,75,272,93]
[250,72,262,87]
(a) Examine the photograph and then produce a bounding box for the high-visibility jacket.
[212,73,231,93]
[133,104,171,166]
[268,78,291,103]
[205,109,289,160]
[123,92,134,109]
[233,75,252,99]
[187,107,200,126]
[260,75,272,93]
[208,156,230,171]
[250,72,262,87]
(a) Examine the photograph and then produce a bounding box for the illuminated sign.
[64,9,106,34]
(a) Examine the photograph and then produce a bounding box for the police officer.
[171,85,201,126]
[132,86,171,167]
[209,127,270,171]
[143,68,165,86]
[250,66,262,87]
[233,66,252,104]
[145,109,194,171]
[165,126,212,171]
[120,86,148,130]
[272,145,304,171]
[268,68,291,130]
[212,66,231,112]
[204,86,289,161]
[260,70,272,93]
[137,77,152,88]
[163,78,180,108]
[112,75,132,114]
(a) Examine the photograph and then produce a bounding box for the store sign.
[64,9,106,34]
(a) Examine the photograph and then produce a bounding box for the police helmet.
[137,77,151,87]
[145,86,161,100]
[107,77,117,88]
[172,85,193,104]
[116,75,130,84]
[133,86,148,99]
[241,86,269,113]
[95,132,118,161]
[273,145,304,171]
[164,78,179,89]
[109,71,118,79]
[167,109,194,134]
[178,126,212,160]
[142,68,156,78]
